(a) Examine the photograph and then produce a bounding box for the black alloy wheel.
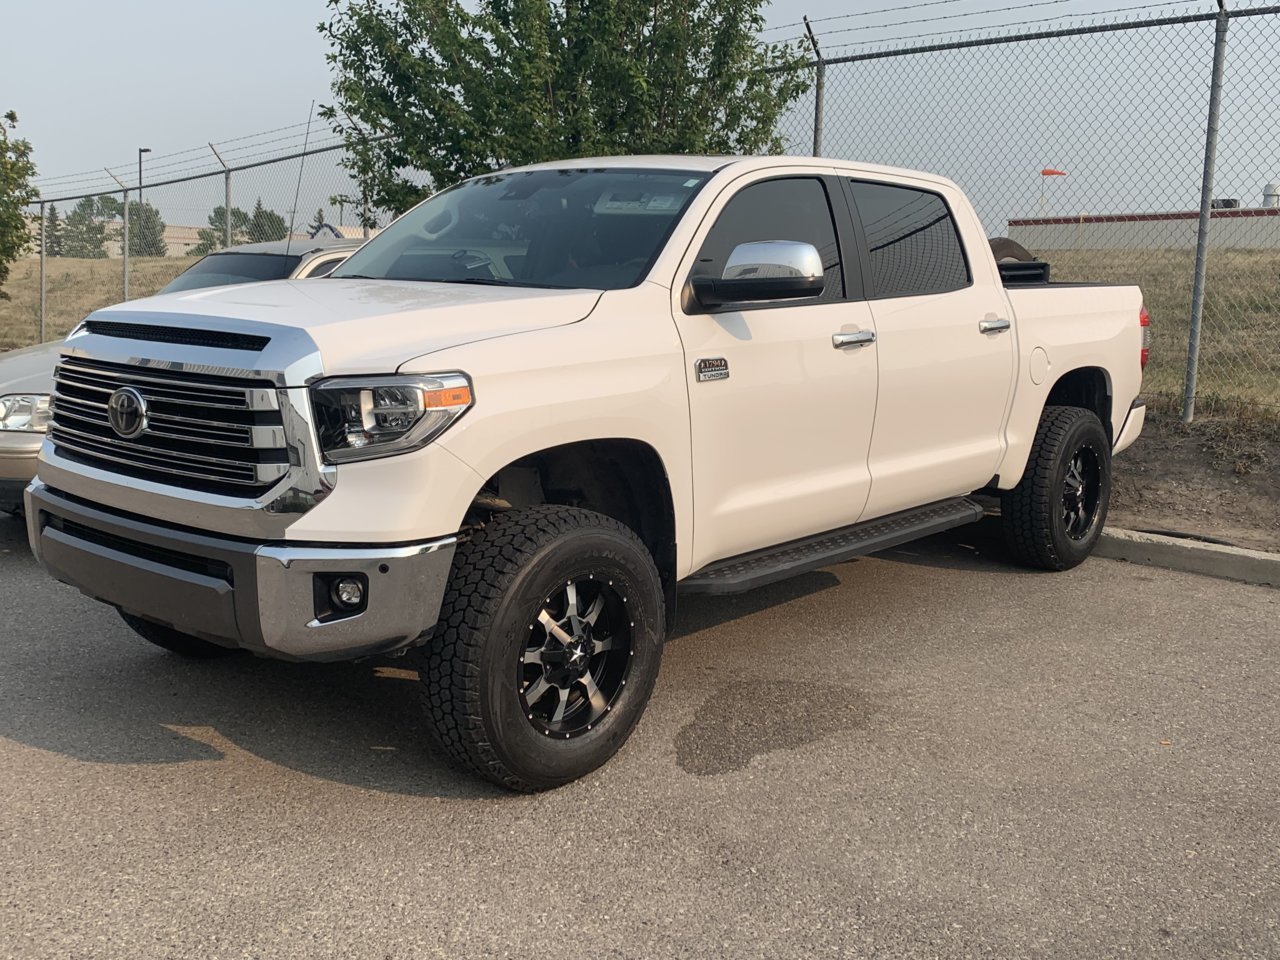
[519,577,632,738]
[1061,443,1103,541]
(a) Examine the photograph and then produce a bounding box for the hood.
[90,279,603,376]
[0,341,61,395]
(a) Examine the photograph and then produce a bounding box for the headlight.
[0,394,52,433]
[309,373,473,463]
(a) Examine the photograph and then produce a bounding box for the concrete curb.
[1097,527,1280,588]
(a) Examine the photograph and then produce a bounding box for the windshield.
[160,252,302,294]
[331,168,710,290]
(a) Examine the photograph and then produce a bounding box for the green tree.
[189,204,251,256]
[318,0,810,215]
[124,202,167,257]
[42,203,64,257]
[96,195,167,257]
[62,196,109,259]
[0,110,39,301]
[307,207,327,236]
[247,197,287,242]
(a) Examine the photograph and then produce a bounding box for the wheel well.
[472,440,678,634]
[1045,367,1112,441]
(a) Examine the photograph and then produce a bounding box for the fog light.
[332,577,365,610]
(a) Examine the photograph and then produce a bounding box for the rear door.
[672,172,879,570]
[843,177,1017,518]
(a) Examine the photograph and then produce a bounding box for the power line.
[33,120,323,189]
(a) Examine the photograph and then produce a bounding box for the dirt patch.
[1110,401,1280,552]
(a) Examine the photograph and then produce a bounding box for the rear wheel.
[118,611,239,659]
[418,505,664,792]
[1001,405,1111,571]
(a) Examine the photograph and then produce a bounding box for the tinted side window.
[694,178,844,302]
[847,181,969,298]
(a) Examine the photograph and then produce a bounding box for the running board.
[679,497,985,596]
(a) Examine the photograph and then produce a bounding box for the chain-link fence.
[6,7,1278,421]
[778,5,1280,419]
[3,139,385,353]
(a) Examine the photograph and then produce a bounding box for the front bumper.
[25,481,457,662]
[0,432,42,512]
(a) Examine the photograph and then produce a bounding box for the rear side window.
[693,178,844,302]
[846,180,969,298]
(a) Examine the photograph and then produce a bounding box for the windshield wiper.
[425,277,519,286]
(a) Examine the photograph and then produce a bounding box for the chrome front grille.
[51,356,291,495]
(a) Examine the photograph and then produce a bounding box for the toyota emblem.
[107,387,148,440]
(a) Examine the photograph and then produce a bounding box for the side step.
[679,497,985,596]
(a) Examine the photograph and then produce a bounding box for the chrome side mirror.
[690,240,825,309]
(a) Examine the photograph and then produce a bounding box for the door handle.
[979,318,1012,334]
[832,330,876,349]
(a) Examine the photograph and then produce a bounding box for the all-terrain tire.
[1002,405,1112,571]
[418,505,665,792]
[118,611,240,659]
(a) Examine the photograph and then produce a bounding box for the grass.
[2,248,1277,413]
[1044,248,1280,411]
[0,257,188,351]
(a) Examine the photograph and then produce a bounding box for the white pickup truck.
[26,156,1148,790]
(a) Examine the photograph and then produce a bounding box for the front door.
[672,174,879,571]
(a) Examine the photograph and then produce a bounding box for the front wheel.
[418,505,665,792]
[1001,405,1112,571]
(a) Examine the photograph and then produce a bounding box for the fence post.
[38,201,46,343]
[123,189,130,299]
[804,16,825,157]
[209,142,232,248]
[104,169,129,300]
[1182,1,1230,423]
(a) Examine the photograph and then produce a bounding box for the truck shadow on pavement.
[1,514,505,799]
[1,510,1026,797]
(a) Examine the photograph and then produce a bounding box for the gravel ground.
[2,511,1278,960]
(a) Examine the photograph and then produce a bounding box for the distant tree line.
[35,195,291,259]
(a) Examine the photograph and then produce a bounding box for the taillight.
[1139,303,1151,369]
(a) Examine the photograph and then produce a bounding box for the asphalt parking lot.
[2,511,1278,960]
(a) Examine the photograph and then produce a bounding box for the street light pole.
[138,147,151,205]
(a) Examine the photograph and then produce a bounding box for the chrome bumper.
[25,481,456,662]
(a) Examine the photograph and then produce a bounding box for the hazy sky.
[6,0,1201,186]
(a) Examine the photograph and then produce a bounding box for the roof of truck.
[503,154,957,191]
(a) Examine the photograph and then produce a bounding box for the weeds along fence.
[775,5,1280,421]
[6,140,385,353]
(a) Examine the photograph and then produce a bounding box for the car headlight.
[0,394,52,433]
[309,373,473,463]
